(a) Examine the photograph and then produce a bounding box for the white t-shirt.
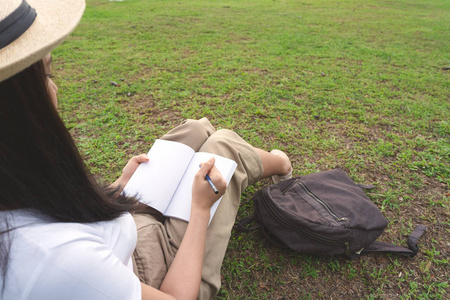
[1,209,141,300]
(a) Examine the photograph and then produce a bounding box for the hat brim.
[0,0,86,82]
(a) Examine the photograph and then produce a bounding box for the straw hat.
[0,0,85,82]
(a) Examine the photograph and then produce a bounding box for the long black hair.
[0,59,138,287]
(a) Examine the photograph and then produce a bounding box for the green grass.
[55,0,449,298]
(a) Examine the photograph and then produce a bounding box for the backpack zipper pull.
[345,242,350,255]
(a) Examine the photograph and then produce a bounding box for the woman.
[0,0,292,299]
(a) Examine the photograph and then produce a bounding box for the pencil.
[205,174,219,194]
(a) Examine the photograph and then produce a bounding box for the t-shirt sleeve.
[22,239,141,300]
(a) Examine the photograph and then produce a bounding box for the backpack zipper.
[281,178,299,194]
[259,191,351,255]
[283,179,347,222]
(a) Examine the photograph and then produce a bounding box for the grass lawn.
[54,0,449,298]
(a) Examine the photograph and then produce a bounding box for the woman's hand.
[159,157,227,300]
[111,154,149,193]
[191,157,227,214]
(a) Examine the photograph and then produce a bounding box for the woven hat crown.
[0,0,85,82]
[0,0,22,19]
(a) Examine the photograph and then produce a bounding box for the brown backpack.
[238,169,425,258]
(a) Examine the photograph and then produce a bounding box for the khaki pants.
[132,118,263,299]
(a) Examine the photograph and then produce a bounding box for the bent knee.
[181,118,214,135]
[210,129,240,140]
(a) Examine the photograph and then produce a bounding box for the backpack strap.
[236,215,261,232]
[351,225,426,258]
[357,183,375,190]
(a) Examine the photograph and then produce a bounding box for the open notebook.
[123,139,237,223]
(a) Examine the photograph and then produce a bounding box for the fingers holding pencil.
[192,157,227,210]
[199,157,227,194]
